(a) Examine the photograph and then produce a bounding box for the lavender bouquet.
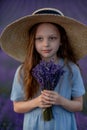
[32,60,65,121]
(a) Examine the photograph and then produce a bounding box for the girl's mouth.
[42,50,52,53]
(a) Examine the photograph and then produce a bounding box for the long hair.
[21,23,78,100]
[55,24,77,63]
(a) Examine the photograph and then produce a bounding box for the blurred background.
[0,0,87,129]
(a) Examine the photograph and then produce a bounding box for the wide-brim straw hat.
[0,8,87,62]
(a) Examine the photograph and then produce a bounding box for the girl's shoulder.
[14,64,24,81]
[59,58,80,73]
[15,64,23,74]
[68,61,80,73]
[66,61,82,79]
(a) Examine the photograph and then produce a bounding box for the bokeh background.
[0,0,87,129]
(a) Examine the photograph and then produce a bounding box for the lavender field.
[0,0,87,129]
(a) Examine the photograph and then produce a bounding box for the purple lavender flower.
[0,97,23,130]
[32,60,65,121]
[32,60,65,90]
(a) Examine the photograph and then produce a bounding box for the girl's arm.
[13,90,83,113]
[41,90,83,112]
[57,95,83,112]
[13,94,52,113]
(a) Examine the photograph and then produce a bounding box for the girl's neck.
[42,56,59,64]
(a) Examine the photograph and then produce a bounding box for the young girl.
[0,8,87,130]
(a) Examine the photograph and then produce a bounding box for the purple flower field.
[0,51,24,129]
[0,96,24,130]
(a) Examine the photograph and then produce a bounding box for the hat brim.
[0,14,87,62]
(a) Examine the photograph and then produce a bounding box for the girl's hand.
[41,90,83,112]
[41,90,62,105]
[36,94,52,109]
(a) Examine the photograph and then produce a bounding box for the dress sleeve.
[10,65,25,101]
[71,64,85,98]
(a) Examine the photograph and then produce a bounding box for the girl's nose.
[43,39,49,47]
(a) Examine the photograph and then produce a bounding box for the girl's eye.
[35,37,43,41]
[49,36,57,41]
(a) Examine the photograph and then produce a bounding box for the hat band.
[35,10,61,15]
[33,8,64,16]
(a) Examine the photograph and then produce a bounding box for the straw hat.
[0,8,87,62]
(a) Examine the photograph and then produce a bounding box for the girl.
[0,8,87,130]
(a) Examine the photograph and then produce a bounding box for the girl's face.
[35,23,61,61]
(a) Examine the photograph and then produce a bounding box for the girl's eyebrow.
[36,34,58,37]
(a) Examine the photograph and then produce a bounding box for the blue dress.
[10,59,85,130]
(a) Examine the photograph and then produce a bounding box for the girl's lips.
[42,50,52,53]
